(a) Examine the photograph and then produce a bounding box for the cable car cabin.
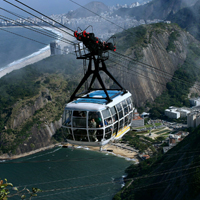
[62,90,134,147]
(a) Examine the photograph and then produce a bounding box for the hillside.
[167,0,200,41]
[113,125,200,200]
[0,54,82,157]
[66,1,109,19]
[107,23,200,108]
[114,0,198,20]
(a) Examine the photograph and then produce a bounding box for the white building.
[178,108,191,118]
[187,111,200,128]
[165,106,190,119]
[189,97,200,106]
[165,109,180,119]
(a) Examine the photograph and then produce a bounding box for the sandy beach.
[0,27,74,79]
[66,143,139,163]
[0,48,51,78]
[0,142,139,163]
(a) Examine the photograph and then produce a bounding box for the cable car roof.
[65,90,132,111]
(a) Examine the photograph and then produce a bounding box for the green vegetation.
[115,25,147,59]
[154,129,170,135]
[0,54,82,154]
[0,178,40,199]
[114,126,200,200]
[122,131,156,153]
[166,30,180,52]
[149,43,200,119]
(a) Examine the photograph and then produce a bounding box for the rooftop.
[74,90,124,105]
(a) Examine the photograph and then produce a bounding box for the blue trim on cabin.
[74,90,123,104]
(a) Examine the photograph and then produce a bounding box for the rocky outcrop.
[108,24,198,107]
[15,119,62,155]
[11,88,52,129]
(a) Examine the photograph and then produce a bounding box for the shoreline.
[0,47,51,79]
[0,26,74,79]
[0,142,139,163]
[0,144,57,160]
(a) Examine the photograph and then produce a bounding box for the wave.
[0,27,63,72]
[0,45,50,72]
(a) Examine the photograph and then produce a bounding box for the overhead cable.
[3,0,75,39]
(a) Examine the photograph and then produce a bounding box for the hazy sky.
[1,0,146,16]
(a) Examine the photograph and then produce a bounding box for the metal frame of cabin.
[70,42,127,103]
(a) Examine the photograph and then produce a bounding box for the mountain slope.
[107,23,200,107]
[167,0,200,41]
[114,126,200,200]
[114,0,198,20]
[0,55,82,157]
[66,1,109,18]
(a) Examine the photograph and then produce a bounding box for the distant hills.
[114,0,198,20]
[167,0,200,40]
[66,1,109,18]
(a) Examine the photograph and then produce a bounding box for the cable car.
[62,27,134,147]
[62,90,133,146]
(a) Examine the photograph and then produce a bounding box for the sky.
[1,0,146,16]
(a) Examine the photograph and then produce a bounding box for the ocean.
[0,147,131,200]
[0,27,59,70]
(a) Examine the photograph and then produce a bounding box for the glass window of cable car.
[110,106,118,122]
[105,126,113,139]
[128,112,133,125]
[122,100,129,116]
[127,97,133,111]
[72,111,87,128]
[125,115,129,126]
[63,126,73,140]
[88,111,103,142]
[73,129,88,141]
[88,111,103,128]
[63,110,72,127]
[110,106,118,136]
[116,103,123,119]
[119,119,124,131]
[102,109,112,126]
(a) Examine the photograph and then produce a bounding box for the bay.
[0,27,57,69]
[0,147,131,200]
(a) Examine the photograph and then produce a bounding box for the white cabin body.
[62,90,134,146]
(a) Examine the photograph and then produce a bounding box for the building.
[50,42,62,55]
[165,109,180,119]
[187,111,200,128]
[189,97,200,107]
[131,111,144,127]
[178,108,191,118]
[165,106,191,119]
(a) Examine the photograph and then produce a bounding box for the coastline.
[64,142,139,163]
[0,142,139,163]
[0,48,51,78]
[0,144,57,160]
[0,26,74,79]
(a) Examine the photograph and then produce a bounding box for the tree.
[0,179,40,200]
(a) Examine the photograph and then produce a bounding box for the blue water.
[0,27,57,69]
[0,147,131,199]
